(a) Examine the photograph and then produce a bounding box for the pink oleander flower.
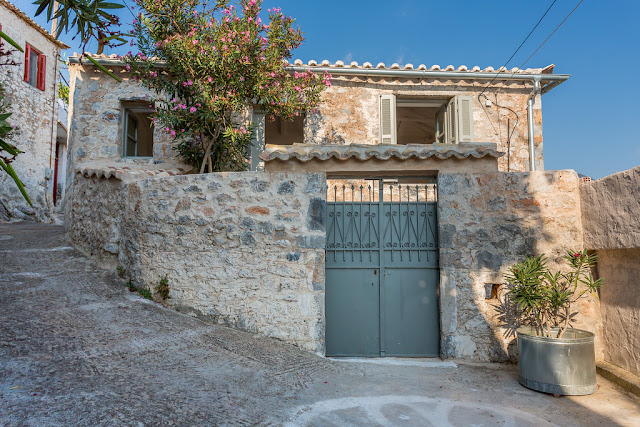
[190,107,197,113]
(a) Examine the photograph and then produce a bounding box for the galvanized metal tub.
[517,327,597,396]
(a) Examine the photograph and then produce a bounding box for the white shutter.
[250,112,265,171]
[457,95,474,142]
[379,94,396,144]
[446,97,457,144]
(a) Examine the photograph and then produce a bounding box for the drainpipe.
[527,77,542,172]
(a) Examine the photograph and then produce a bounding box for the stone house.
[66,53,615,363]
[0,0,69,221]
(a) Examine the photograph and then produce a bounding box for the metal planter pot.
[517,327,597,396]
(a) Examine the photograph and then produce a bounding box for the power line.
[508,0,585,78]
[479,0,557,97]
[118,0,138,21]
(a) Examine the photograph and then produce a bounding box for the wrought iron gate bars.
[326,178,437,266]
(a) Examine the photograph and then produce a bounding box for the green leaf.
[0,140,21,157]
[0,158,31,206]
[0,31,24,52]
[86,55,122,82]
[96,2,125,10]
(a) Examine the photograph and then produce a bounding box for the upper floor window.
[24,44,46,90]
[248,112,305,170]
[380,95,474,145]
[122,104,154,157]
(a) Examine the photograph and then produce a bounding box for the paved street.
[1,222,639,426]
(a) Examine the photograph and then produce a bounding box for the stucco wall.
[68,169,327,353]
[595,249,640,376]
[580,165,640,375]
[581,166,640,250]
[438,170,602,361]
[0,5,61,220]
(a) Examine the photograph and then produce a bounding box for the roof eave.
[0,0,70,49]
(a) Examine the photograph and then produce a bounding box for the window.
[122,105,154,157]
[24,44,46,90]
[248,112,304,170]
[380,95,474,145]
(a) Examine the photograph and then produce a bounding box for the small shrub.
[506,250,604,338]
[126,281,136,292]
[117,266,125,278]
[138,287,153,300]
[155,274,170,300]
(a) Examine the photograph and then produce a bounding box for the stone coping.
[260,143,504,163]
[75,164,190,181]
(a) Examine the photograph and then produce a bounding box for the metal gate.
[325,178,439,357]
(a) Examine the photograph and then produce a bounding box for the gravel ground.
[1,222,639,426]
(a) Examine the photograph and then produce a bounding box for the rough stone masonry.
[68,168,327,353]
[68,166,604,361]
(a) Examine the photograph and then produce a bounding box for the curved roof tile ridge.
[260,143,504,163]
[69,53,557,76]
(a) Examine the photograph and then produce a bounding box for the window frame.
[121,105,155,158]
[24,43,46,91]
[380,95,474,145]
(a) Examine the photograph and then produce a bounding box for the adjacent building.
[0,0,69,221]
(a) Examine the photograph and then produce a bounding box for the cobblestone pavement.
[1,222,639,426]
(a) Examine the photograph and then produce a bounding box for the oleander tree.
[122,0,331,173]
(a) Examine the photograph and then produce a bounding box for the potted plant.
[505,250,604,396]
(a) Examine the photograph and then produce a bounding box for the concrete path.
[1,222,639,426]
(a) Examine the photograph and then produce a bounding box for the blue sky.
[18,0,640,178]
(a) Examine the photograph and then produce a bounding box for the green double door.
[325,179,440,357]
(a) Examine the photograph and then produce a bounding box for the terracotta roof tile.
[260,143,504,163]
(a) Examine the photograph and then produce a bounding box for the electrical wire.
[118,0,139,20]
[507,0,585,78]
[479,0,557,98]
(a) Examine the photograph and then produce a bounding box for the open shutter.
[446,97,457,144]
[24,44,31,82]
[249,112,265,171]
[456,95,474,142]
[379,94,396,144]
[37,54,46,91]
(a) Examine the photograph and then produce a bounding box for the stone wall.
[0,5,62,220]
[67,59,543,184]
[68,169,327,352]
[67,163,607,361]
[303,77,543,173]
[66,174,124,266]
[438,170,602,361]
[580,166,640,375]
[66,61,184,190]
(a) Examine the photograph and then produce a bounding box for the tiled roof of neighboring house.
[1,0,70,49]
[260,143,504,163]
[68,53,556,76]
